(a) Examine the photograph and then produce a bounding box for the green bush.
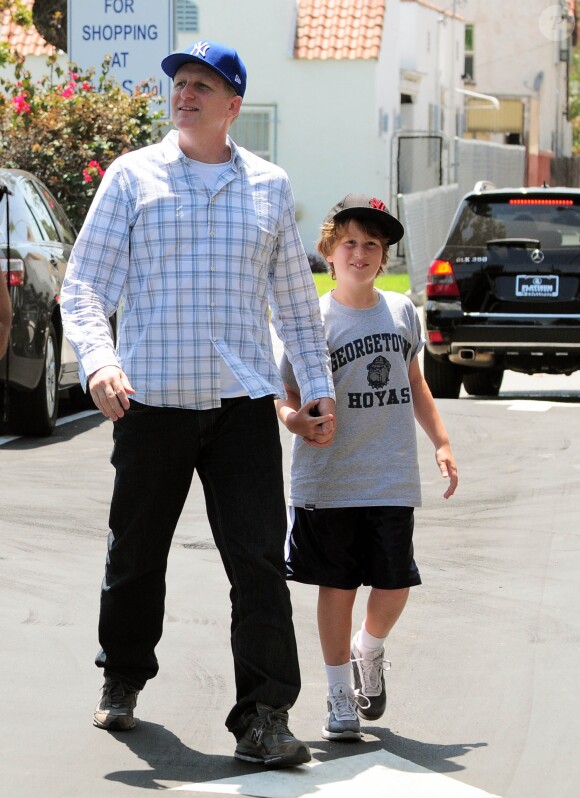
[0,53,163,231]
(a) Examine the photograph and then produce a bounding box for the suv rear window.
[447,195,580,249]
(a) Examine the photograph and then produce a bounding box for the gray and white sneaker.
[351,635,391,721]
[94,676,139,730]
[322,682,369,740]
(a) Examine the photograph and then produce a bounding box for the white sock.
[325,662,352,691]
[357,623,386,657]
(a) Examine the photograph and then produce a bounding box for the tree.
[0,1,31,25]
[0,1,33,66]
[0,1,66,55]
[32,0,67,52]
[0,56,163,231]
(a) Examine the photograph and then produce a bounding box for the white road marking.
[0,409,99,446]
[506,400,556,412]
[170,750,501,797]
[478,399,578,412]
[55,409,99,425]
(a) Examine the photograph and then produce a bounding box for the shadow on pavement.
[308,725,486,774]
[103,720,282,790]
[101,719,486,791]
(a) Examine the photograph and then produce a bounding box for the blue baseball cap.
[161,40,247,97]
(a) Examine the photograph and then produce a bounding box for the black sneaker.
[234,704,311,768]
[351,635,391,721]
[94,676,139,730]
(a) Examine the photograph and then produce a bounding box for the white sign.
[67,0,174,118]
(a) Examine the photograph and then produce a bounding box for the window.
[230,105,277,161]
[448,196,580,249]
[39,185,77,243]
[464,24,475,83]
[176,0,198,33]
[21,180,60,242]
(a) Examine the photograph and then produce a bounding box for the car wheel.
[463,368,504,397]
[8,321,59,436]
[423,348,463,399]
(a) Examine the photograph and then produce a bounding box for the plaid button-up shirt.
[62,131,333,409]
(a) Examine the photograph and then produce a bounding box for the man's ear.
[228,95,243,119]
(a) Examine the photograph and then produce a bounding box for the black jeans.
[95,395,300,737]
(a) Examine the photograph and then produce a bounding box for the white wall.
[0,52,67,85]
[399,2,465,143]
[461,0,572,155]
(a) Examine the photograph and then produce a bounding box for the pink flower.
[11,94,31,114]
[61,83,75,99]
[83,160,105,183]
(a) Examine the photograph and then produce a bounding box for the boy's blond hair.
[317,216,391,279]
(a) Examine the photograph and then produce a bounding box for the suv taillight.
[1,258,25,286]
[426,259,459,298]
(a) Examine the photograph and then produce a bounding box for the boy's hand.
[286,399,336,447]
[435,444,458,499]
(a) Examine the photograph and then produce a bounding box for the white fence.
[397,184,460,300]
[397,138,526,301]
[456,138,526,198]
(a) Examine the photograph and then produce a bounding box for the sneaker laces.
[330,685,371,721]
[352,653,392,694]
[254,705,291,736]
[103,679,136,704]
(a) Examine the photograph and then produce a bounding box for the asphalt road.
[1,365,579,798]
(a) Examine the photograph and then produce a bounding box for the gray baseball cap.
[325,194,405,244]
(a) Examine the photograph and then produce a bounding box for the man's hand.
[298,397,336,447]
[88,365,136,421]
[275,392,336,447]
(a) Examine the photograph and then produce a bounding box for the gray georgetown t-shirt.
[279,289,424,509]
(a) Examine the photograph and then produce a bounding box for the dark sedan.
[0,168,91,436]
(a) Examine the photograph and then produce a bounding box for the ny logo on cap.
[191,41,211,58]
[370,198,386,211]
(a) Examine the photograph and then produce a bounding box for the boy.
[276,194,458,740]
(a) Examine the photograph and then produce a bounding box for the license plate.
[515,275,559,297]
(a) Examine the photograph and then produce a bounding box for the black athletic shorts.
[285,505,422,590]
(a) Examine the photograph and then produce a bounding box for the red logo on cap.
[370,198,386,211]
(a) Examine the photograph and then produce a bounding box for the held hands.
[435,443,458,499]
[88,365,136,421]
[286,398,336,448]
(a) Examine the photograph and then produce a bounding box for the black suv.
[423,182,580,398]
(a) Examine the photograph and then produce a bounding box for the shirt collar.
[160,130,241,173]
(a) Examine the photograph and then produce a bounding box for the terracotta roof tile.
[1,0,54,58]
[294,0,386,61]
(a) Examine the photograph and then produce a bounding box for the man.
[61,40,335,768]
